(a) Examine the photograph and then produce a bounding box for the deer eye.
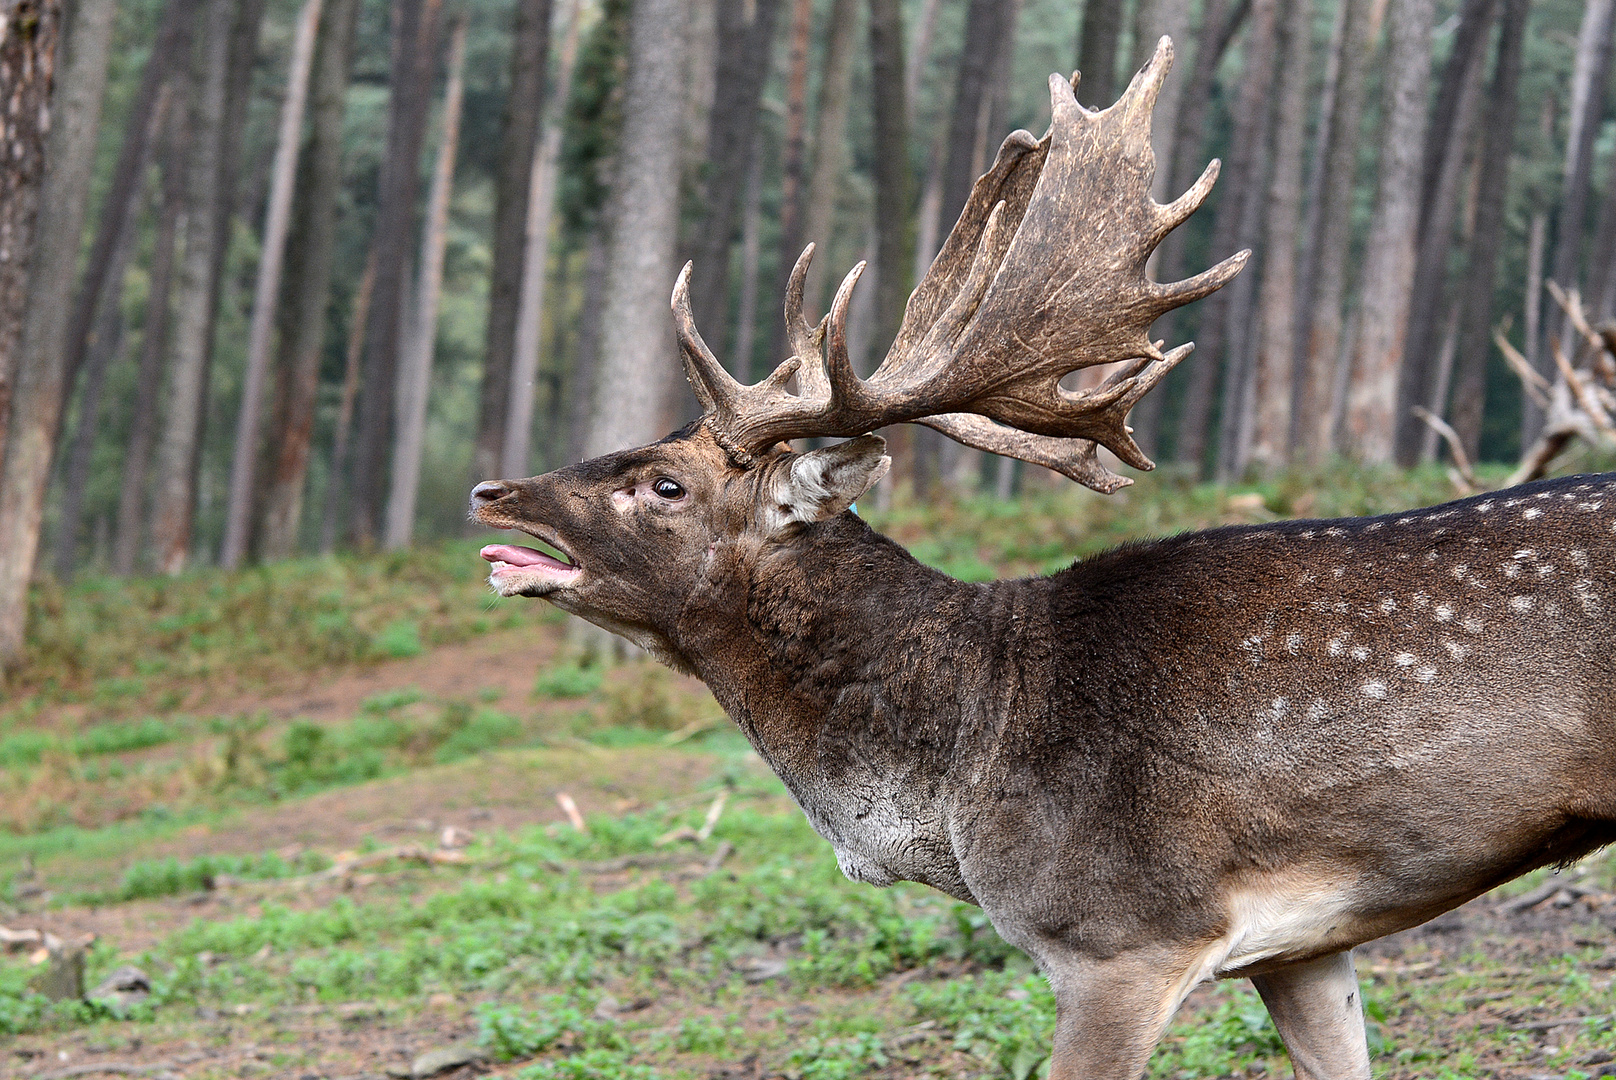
[651,477,686,500]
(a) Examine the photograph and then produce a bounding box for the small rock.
[409,1043,484,1077]
[89,965,151,1010]
[384,1066,413,1079]
[593,994,621,1020]
[28,945,84,1001]
[439,826,472,850]
[734,957,787,984]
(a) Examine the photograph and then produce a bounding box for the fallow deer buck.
[470,40,1616,1080]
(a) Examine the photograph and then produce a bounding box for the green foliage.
[534,659,605,699]
[479,997,629,1060]
[77,848,333,904]
[373,619,424,659]
[783,1032,888,1080]
[516,1050,658,1080]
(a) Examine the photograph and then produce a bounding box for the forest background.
[0,0,1612,671]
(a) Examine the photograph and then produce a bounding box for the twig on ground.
[661,716,722,745]
[555,791,587,832]
[696,791,728,842]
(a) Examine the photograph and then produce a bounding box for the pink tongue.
[481,543,573,570]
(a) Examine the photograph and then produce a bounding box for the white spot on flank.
[1443,639,1468,660]
[1502,562,1521,579]
[1350,645,1371,662]
[1333,567,1346,578]
[1398,517,1415,526]
[1412,592,1430,607]
[1379,597,1397,613]
[1327,636,1346,657]
[1325,527,1346,538]
[1415,665,1439,683]
[1286,633,1302,654]
[1426,550,1440,562]
[1462,616,1484,634]
[1476,501,1495,512]
[1434,604,1454,622]
[1578,501,1603,511]
[1571,548,1590,569]
[1575,579,1602,617]
[1333,601,1350,614]
[1510,595,1535,613]
[1523,507,1543,520]
[1307,699,1329,722]
[1504,499,1523,508]
[1362,681,1388,700]
[1535,563,1555,577]
[1299,530,1316,539]
[1394,652,1416,667]
[1297,572,1316,585]
[1366,521,1384,532]
[1452,564,1468,579]
[1514,548,1537,560]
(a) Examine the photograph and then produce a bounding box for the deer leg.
[1250,951,1372,1080]
[1043,952,1206,1080]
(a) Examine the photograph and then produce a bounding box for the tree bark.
[1077,0,1125,108]
[767,0,812,368]
[114,117,189,576]
[685,0,782,364]
[866,0,913,488]
[474,0,552,483]
[1448,0,1528,461]
[55,95,167,579]
[219,0,324,569]
[1342,0,1437,463]
[257,0,362,560]
[732,129,765,382]
[350,0,443,547]
[1247,0,1313,469]
[503,0,585,477]
[585,0,689,456]
[0,0,61,471]
[1132,0,1194,203]
[1175,1,1271,473]
[57,0,201,426]
[148,0,234,576]
[802,0,858,318]
[0,0,112,666]
[1294,0,1374,461]
[1213,0,1279,481]
[318,247,374,553]
[1392,0,1494,464]
[385,14,465,550]
[567,228,608,463]
[939,0,1019,233]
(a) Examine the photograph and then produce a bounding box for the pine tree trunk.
[685,0,782,362]
[114,121,189,576]
[0,0,113,666]
[0,0,61,466]
[148,0,235,576]
[503,0,584,477]
[767,0,813,368]
[1077,0,1124,108]
[473,0,552,483]
[257,0,362,560]
[801,0,857,317]
[1247,0,1312,469]
[350,0,443,547]
[567,229,609,463]
[385,15,465,550]
[219,0,324,569]
[318,248,374,553]
[1448,0,1527,461]
[1392,0,1493,464]
[866,0,913,488]
[57,0,201,423]
[732,129,765,382]
[1342,0,1436,463]
[585,0,688,456]
[1131,0,1193,202]
[1294,0,1374,461]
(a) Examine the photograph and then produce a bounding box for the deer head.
[469,39,1246,659]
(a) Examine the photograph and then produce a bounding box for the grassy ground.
[3,464,1615,1079]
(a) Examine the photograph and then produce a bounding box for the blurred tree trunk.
[1247,0,1312,469]
[114,119,189,576]
[1342,0,1436,463]
[350,0,443,547]
[1133,0,1248,457]
[1077,0,1124,108]
[1132,0,1193,202]
[867,0,913,488]
[57,0,200,425]
[802,0,857,317]
[1449,0,1528,460]
[768,0,812,368]
[473,0,552,483]
[1392,0,1494,464]
[220,0,324,570]
[258,0,362,560]
[148,0,235,575]
[732,131,766,381]
[385,15,465,551]
[567,230,608,462]
[1175,0,1272,474]
[1213,0,1278,481]
[0,0,113,667]
[685,0,781,365]
[1294,0,1373,461]
[504,0,585,477]
[318,247,374,553]
[1531,0,1616,442]
[56,95,169,579]
[0,0,62,465]
[585,0,689,456]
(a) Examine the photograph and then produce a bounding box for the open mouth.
[480,535,582,595]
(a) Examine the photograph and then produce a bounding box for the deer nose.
[469,480,511,511]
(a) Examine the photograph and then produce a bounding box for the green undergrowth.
[7,540,554,715]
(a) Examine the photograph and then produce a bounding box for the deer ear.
[766,435,890,531]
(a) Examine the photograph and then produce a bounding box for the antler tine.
[783,244,829,398]
[672,262,742,414]
[1157,158,1221,237]
[1155,248,1251,306]
[823,261,872,408]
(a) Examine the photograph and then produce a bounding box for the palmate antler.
[671,37,1248,493]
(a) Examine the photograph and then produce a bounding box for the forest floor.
[4,466,1616,1079]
